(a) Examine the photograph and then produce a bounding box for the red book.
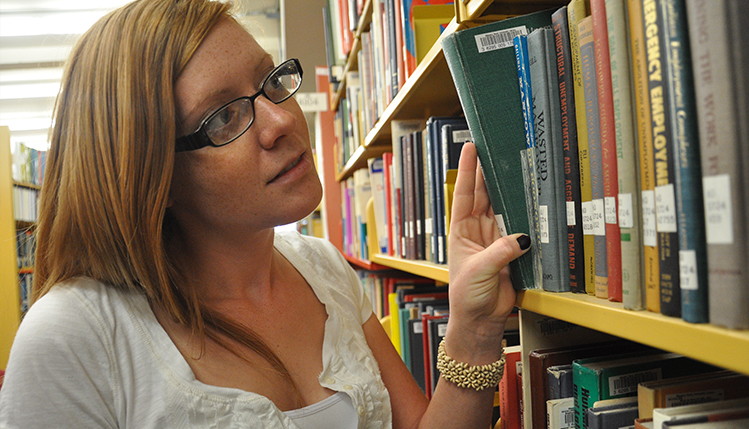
[499,346,523,429]
[591,0,622,302]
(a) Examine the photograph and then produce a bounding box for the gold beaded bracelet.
[436,338,506,391]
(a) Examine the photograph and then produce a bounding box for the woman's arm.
[366,142,530,429]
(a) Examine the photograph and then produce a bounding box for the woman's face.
[170,17,322,236]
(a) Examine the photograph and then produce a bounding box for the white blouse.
[0,231,392,428]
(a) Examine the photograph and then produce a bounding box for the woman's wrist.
[442,319,506,366]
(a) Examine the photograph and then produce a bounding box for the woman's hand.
[445,142,531,359]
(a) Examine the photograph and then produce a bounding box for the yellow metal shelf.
[516,290,749,376]
[370,254,449,284]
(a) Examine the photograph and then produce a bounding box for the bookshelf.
[0,126,22,369]
[321,0,749,427]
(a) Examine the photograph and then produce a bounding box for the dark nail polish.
[517,234,531,250]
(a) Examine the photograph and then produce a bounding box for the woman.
[0,0,531,427]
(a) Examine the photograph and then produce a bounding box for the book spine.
[688,0,749,329]
[607,0,644,310]
[553,6,586,293]
[579,16,609,299]
[529,28,571,292]
[516,34,545,288]
[591,0,622,302]
[644,0,681,317]
[568,0,596,295]
[573,361,601,429]
[659,0,708,323]
[627,0,660,313]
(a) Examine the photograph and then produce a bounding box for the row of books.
[15,229,35,270]
[328,0,456,170]
[18,272,32,315]
[12,186,39,223]
[511,338,749,429]
[11,142,46,187]
[440,0,749,329]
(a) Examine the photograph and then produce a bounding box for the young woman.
[0,0,531,427]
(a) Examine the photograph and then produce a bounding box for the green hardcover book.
[442,9,558,290]
[573,351,718,429]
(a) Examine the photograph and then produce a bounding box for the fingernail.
[517,234,531,250]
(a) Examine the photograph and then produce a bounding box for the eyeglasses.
[175,58,303,152]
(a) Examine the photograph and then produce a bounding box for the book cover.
[514,33,544,280]
[573,351,718,429]
[383,151,395,256]
[643,0,682,317]
[626,0,660,313]
[586,404,639,429]
[567,0,596,295]
[605,0,643,310]
[548,364,574,400]
[528,27,571,293]
[591,0,623,302]
[548,397,576,429]
[687,0,749,329]
[413,129,426,260]
[552,5,586,293]
[652,397,749,429]
[578,16,609,299]
[659,0,708,324]
[427,314,448,397]
[442,9,558,290]
[401,0,455,78]
[638,370,749,419]
[368,157,388,254]
[500,345,524,429]
[408,316,426,393]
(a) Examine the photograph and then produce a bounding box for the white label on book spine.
[438,323,448,337]
[655,184,678,233]
[642,190,657,247]
[474,26,528,53]
[495,214,508,237]
[591,198,606,236]
[608,368,662,396]
[582,201,594,235]
[604,196,618,224]
[618,193,634,228]
[703,174,733,244]
[566,201,576,226]
[539,205,550,243]
[425,218,432,234]
[413,322,423,334]
[452,129,472,143]
[679,250,698,291]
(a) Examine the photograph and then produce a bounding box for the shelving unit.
[320,0,749,427]
[0,126,21,369]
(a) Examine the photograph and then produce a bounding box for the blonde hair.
[34,0,294,390]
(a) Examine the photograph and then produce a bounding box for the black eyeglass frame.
[175,58,303,152]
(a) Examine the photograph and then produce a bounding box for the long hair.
[33,0,294,390]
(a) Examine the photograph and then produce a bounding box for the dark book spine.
[660,0,708,323]
[553,6,585,293]
[644,0,681,317]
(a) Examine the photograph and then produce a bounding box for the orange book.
[499,346,523,429]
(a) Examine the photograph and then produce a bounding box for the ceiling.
[0,0,282,152]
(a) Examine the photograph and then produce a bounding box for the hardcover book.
[442,9,558,290]
[528,27,571,293]
[552,5,586,293]
[687,0,749,329]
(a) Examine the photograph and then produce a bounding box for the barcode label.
[562,408,575,427]
[475,26,528,53]
[452,129,472,143]
[608,368,662,396]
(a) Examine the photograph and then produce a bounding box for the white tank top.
[284,392,359,429]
